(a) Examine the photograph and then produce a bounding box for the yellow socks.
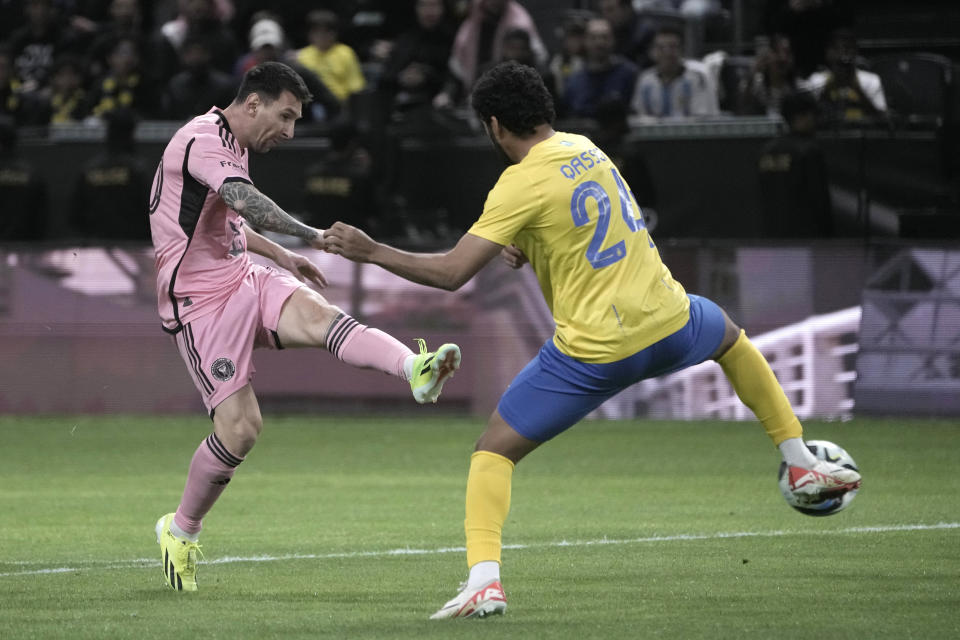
[717,330,803,446]
[464,450,514,567]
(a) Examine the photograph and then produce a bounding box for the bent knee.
[278,288,342,348]
[215,412,263,456]
[711,310,743,360]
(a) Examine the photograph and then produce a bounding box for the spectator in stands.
[378,0,455,120]
[801,28,886,124]
[39,54,89,124]
[71,108,151,241]
[87,35,156,118]
[235,14,341,124]
[548,13,587,100]
[763,0,854,78]
[296,10,366,104]
[596,0,657,69]
[484,28,557,104]
[631,25,718,118]
[161,35,237,120]
[736,32,799,116]
[89,0,148,77]
[434,0,547,109]
[159,0,238,77]
[0,47,28,125]
[757,90,833,237]
[0,116,48,241]
[302,122,380,235]
[562,18,637,121]
[7,0,76,94]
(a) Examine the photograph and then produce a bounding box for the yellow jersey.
[296,43,365,101]
[468,132,690,363]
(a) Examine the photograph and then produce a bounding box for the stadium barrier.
[600,307,862,421]
[1,242,957,417]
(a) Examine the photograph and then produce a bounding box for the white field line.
[2,521,958,579]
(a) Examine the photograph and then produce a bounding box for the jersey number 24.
[570,168,653,269]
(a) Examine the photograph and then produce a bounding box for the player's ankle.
[170,518,200,542]
[467,561,500,590]
[402,354,415,381]
[778,437,817,467]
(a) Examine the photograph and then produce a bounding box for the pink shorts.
[173,263,302,417]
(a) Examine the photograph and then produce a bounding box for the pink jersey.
[149,108,253,333]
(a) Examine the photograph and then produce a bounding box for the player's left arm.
[244,226,327,288]
[323,222,502,291]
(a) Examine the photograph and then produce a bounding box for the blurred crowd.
[0,0,888,131]
[2,0,937,243]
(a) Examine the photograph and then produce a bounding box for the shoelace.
[182,543,204,572]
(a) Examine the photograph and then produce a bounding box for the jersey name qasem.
[468,132,690,363]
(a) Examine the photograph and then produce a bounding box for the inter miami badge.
[211,357,236,382]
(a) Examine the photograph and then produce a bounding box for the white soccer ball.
[778,440,860,517]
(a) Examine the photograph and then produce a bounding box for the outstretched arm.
[243,225,328,288]
[219,181,323,248]
[323,221,503,291]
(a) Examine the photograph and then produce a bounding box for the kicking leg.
[276,287,460,403]
[712,310,860,489]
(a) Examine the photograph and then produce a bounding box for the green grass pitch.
[1,415,958,639]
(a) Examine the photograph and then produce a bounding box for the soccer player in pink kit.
[150,61,461,592]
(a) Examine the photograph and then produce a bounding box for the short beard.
[486,127,513,166]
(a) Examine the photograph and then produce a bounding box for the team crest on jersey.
[211,357,236,382]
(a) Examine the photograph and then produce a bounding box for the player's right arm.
[218,181,324,247]
[323,222,503,291]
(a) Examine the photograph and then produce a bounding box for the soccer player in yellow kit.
[323,61,861,619]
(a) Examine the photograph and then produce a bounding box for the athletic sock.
[169,519,199,542]
[717,330,804,446]
[324,312,413,380]
[779,437,818,467]
[173,433,243,535]
[464,450,514,568]
[467,561,501,590]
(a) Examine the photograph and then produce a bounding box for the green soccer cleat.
[155,513,201,592]
[410,339,461,404]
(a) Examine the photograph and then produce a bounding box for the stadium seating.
[870,52,954,127]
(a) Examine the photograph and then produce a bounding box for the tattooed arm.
[219,181,324,248]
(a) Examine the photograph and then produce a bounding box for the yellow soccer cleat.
[155,513,201,592]
[410,339,461,404]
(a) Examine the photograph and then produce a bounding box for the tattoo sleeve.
[219,181,319,242]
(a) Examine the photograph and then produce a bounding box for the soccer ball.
[778,440,860,517]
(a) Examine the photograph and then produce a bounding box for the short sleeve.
[344,47,366,94]
[186,131,251,193]
[467,168,540,246]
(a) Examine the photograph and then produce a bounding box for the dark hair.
[471,61,554,136]
[307,10,338,32]
[502,27,531,46]
[234,61,312,105]
[560,14,587,37]
[655,25,684,42]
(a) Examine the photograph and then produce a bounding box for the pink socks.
[325,312,412,380]
[173,433,243,535]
